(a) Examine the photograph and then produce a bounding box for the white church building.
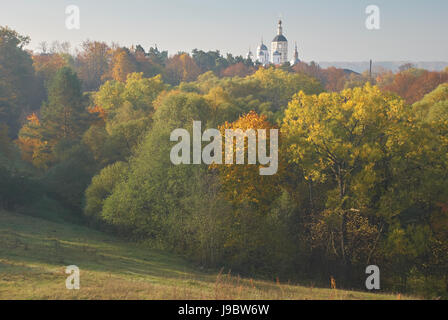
[249,20,300,66]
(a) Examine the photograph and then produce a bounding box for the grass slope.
[0,211,408,300]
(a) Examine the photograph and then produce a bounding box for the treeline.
[1,26,448,298]
[34,40,256,91]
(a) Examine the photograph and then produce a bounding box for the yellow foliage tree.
[215,111,283,212]
[105,48,137,82]
[282,83,409,268]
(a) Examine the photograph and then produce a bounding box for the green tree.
[40,67,90,142]
[0,26,38,136]
[84,161,128,221]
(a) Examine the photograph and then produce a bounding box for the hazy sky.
[1,0,447,62]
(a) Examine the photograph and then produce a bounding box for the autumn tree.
[133,45,163,78]
[16,113,53,168]
[380,68,448,104]
[211,111,293,272]
[321,67,348,92]
[215,111,282,211]
[282,84,409,282]
[32,53,69,84]
[164,53,201,85]
[17,67,91,169]
[103,47,137,82]
[220,62,254,78]
[76,40,109,91]
[292,61,324,83]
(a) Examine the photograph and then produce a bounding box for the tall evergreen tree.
[40,67,89,142]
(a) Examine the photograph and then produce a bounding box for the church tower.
[271,20,288,64]
[256,38,269,65]
[290,42,300,65]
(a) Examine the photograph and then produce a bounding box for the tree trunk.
[308,177,314,215]
[337,165,349,285]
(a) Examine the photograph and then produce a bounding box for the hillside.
[0,211,407,300]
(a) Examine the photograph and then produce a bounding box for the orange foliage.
[88,105,107,121]
[16,113,53,168]
[292,61,322,80]
[221,62,254,78]
[292,62,349,92]
[165,53,201,84]
[321,67,348,92]
[380,70,448,104]
[330,276,337,289]
[26,112,40,125]
[104,48,137,82]
[32,54,67,82]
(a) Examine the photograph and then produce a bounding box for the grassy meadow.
[0,210,411,300]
